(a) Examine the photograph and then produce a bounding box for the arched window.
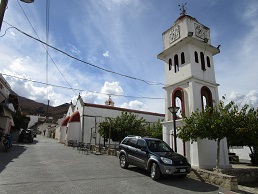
[174,54,179,73]
[206,56,211,67]
[172,87,185,118]
[200,52,205,71]
[168,58,172,71]
[201,86,213,110]
[181,52,185,64]
[194,51,199,63]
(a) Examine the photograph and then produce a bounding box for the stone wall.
[188,168,238,191]
[221,168,258,184]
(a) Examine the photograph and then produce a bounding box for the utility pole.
[0,0,34,31]
[0,0,8,31]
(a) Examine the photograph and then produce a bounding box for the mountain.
[10,90,69,120]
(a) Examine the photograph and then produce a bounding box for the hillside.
[10,91,69,120]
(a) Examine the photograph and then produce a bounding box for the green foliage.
[144,119,163,139]
[178,99,239,168]
[98,112,146,142]
[179,100,238,142]
[228,106,258,165]
[11,110,30,131]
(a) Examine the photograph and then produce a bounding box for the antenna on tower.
[178,3,187,15]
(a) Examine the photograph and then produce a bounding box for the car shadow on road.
[127,167,221,192]
[0,144,27,173]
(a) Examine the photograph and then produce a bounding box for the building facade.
[57,95,165,146]
[157,11,230,169]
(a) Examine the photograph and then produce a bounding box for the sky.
[0,0,258,114]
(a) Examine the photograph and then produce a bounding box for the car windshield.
[146,140,173,152]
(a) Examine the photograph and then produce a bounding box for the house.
[0,74,15,145]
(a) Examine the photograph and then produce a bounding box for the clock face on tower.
[195,24,206,39]
[169,25,180,44]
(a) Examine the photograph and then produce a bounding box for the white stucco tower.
[157,8,230,169]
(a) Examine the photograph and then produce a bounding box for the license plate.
[179,169,186,173]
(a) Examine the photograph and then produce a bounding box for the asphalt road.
[0,135,229,194]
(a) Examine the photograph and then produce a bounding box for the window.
[206,56,211,67]
[181,52,185,64]
[172,87,185,117]
[200,52,205,71]
[137,139,147,149]
[127,138,137,148]
[168,58,172,71]
[201,86,213,110]
[174,54,179,73]
[194,51,199,63]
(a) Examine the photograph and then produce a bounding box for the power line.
[16,0,77,96]
[2,73,165,100]
[3,21,164,86]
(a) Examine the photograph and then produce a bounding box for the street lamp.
[0,0,34,31]
[168,106,180,152]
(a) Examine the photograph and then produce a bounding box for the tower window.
[206,56,211,67]
[172,87,185,117]
[194,51,199,63]
[174,54,179,73]
[181,52,185,64]
[201,86,213,110]
[168,58,172,71]
[200,52,205,71]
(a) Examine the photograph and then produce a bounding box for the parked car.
[118,136,191,181]
[18,129,33,143]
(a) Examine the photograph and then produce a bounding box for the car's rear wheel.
[119,154,129,169]
[150,162,161,181]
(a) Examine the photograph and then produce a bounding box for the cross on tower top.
[178,3,187,15]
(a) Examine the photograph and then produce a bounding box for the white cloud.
[121,100,149,111]
[100,81,123,96]
[67,43,81,55]
[225,90,258,108]
[103,51,110,58]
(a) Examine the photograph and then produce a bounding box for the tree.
[12,110,30,131]
[145,119,163,139]
[98,112,146,143]
[178,99,238,169]
[228,106,258,165]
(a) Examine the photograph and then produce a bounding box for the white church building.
[57,95,165,146]
[157,9,231,169]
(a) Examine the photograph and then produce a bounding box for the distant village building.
[56,95,165,146]
[0,74,15,145]
[157,9,230,169]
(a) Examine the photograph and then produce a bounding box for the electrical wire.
[3,21,164,86]
[16,0,77,96]
[1,73,165,100]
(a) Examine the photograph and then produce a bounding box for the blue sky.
[0,0,258,114]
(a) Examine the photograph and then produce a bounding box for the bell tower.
[157,5,230,169]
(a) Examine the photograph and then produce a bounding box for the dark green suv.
[118,136,191,181]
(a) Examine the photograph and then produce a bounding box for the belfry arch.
[201,86,213,110]
[172,87,185,117]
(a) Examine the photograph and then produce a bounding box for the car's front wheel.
[119,154,129,169]
[150,162,161,181]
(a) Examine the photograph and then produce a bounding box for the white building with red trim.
[157,11,230,169]
[57,95,164,146]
